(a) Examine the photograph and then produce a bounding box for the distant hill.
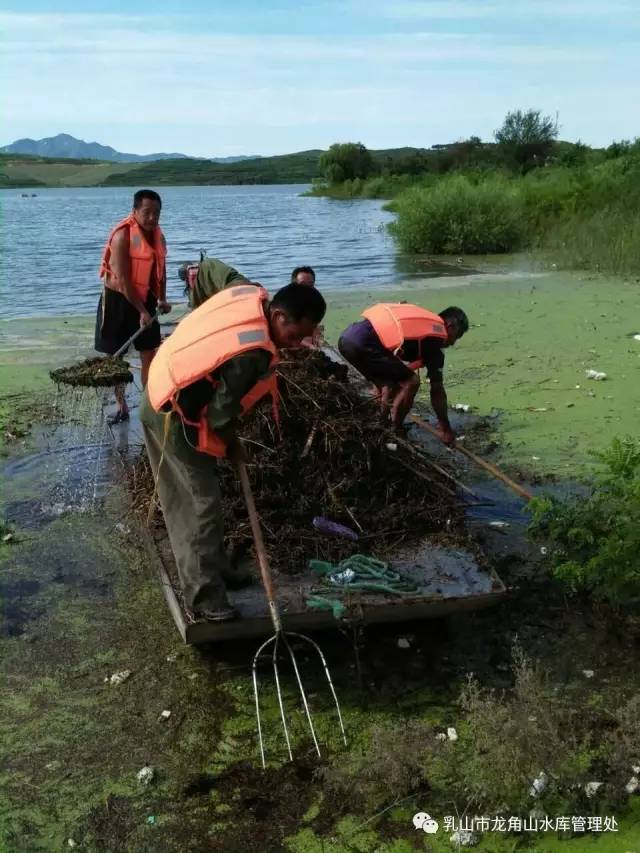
[0,133,261,164]
[0,145,431,188]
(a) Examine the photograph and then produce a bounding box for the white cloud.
[0,9,638,153]
[376,0,638,19]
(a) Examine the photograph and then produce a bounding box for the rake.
[236,460,347,768]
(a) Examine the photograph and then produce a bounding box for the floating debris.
[585,369,607,381]
[50,357,133,388]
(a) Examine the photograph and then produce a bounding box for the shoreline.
[2,268,639,475]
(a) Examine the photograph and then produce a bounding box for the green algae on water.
[50,356,133,388]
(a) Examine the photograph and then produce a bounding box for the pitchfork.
[236,460,347,768]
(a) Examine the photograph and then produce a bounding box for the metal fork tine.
[252,635,275,769]
[289,632,348,746]
[283,633,322,758]
[272,634,293,763]
[239,460,347,766]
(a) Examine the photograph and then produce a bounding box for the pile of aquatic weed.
[127,349,469,574]
[50,356,133,388]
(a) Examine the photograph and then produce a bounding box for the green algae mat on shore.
[2,268,640,850]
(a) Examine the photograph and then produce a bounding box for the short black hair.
[440,306,469,336]
[271,283,326,323]
[291,265,316,283]
[133,189,162,209]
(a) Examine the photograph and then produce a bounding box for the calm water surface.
[0,184,405,319]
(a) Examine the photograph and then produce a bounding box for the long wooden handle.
[237,460,282,631]
[113,313,159,359]
[409,414,533,501]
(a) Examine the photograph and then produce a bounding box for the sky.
[1,1,639,157]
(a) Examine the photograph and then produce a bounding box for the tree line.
[318,109,634,184]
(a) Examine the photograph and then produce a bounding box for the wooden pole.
[409,414,533,502]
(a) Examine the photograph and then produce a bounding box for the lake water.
[0,184,404,320]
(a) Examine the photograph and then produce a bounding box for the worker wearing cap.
[338,304,469,444]
[179,257,259,309]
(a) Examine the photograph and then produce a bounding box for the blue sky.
[1,1,639,156]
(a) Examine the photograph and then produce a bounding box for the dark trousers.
[139,390,230,611]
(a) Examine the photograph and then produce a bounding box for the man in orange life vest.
[95,189,172,425]
[338,304,469,444]
[141,282,326,622]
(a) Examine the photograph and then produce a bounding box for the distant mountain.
[0,133,260,164]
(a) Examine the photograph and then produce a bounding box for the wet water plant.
[50,356,132,388]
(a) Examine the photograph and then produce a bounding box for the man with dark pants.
[96,189,171,425]
[338,303,469,443]
[141,283,326,622]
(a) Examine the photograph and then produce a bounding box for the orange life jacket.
[99,214,167,302]
[362,303,447,370]
[147,285,279,457]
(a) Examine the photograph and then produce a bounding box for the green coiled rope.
[306,553,420,618]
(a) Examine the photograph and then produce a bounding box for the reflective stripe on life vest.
[362,303,447,369]
[99,214,167,302]
[147,286,279,457]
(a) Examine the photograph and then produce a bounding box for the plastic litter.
[137,766,154,785]
[435,732,447,741]
[453,403,470,413]
[447,727,458,742]
[625,776,639,794]
[585,781,603,798]
[489,521,510,529]
[385,442,398,451]
[632,764,640,774]
[397,637,411,649]
[312,516,359,541]
[330,568,356,586]
[2,533,13,543]
[529,771,548,797]
[159,710,171,720]
[67,840,76,849]
[634,334,640,342]
[585,369,607,381]
[582,669,595,678]
[108,670,131,686]
[450,829,478,847]
[147,815,157,825]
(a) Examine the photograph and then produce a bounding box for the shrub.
[389,175,525,254]
[529,437,640,606]
[455,646,590,812]
[315,719,440,811]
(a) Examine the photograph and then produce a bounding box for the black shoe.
[192,603,238,622]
